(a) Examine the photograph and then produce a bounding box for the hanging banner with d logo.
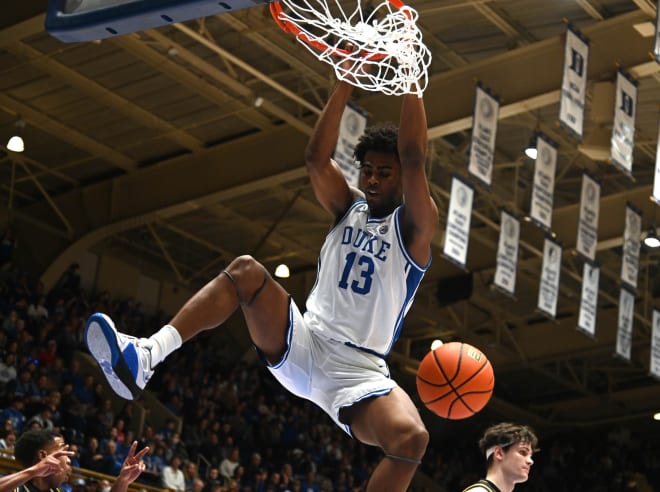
[611,70,638,177]
[468,85,499,187]
[529,134,558,232]
[537,237,562,319]
[576,172,600,261]
[621,204,642,290]
[651,309,660,380]
[443,176,474,269]
[654,116,660,204]
[334,104,367,187]
[494,209,520,297]
[559,26,589,138]
[577,262,599,338]
[616,287,634,361]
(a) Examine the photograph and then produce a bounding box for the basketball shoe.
[85,312,154,400]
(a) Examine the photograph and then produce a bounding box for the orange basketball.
[416,342,495,420]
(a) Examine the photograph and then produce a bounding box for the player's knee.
[226,255,265,286]
[390,422,429,460]
[225,255,268,303]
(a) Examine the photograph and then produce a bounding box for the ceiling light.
[643,226,660,248]
[524,135,537,159]
[524,145,537,159]
[7,135,24,153]
[654,412,660,421]
[274,264,290,278]
[6,118,25,153]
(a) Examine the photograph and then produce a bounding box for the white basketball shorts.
[262,298,398,436]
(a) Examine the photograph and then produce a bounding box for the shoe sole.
[85,313,138,401]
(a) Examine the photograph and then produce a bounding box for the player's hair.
[478,422,538,463]
[14,429,61,467]
[353,122,399,165]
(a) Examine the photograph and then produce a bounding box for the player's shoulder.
[462,484,493,492]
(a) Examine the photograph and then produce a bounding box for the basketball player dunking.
[85,72,438,490]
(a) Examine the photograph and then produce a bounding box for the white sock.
[148,325,182,367]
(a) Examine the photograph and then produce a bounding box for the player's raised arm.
[305,80,357,220]
[397,91,439,265]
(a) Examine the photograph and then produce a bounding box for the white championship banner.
[529,134,558,231]
[537,237,562,319]
[577,262,599,338]
[616,287,634,361]
[493,209,520,296]
[651,309,660,380]
[610,70,638,176]
[655,6,660,62]
[468,85,499,187]
[620,204,641,290]
[576,172,600,261]
[443,175,474,268]
[559,26,589,138]
[334,103,367,187]
[654,116,660,204]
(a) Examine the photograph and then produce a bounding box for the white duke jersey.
[304,199,431,357]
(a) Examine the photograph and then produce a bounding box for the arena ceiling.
[2,0,660,436]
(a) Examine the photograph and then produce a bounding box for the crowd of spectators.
[0,250,658,492]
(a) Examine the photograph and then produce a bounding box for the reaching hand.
[30,447,75,478]
[116,442,149,485]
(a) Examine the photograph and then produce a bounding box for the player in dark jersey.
[9,429,148,492]
[462,423,538,492]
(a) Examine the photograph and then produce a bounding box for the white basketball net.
[272,0,431,97]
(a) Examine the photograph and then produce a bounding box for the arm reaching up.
[397,90,439,266]
[305,80,358,220]
[110,442,149,492]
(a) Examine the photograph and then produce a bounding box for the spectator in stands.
[138,445,163,486]
[219,446,240,482]
[1,397,25,433]
[300,470,320,492]
[12,369,39,407]
[166,432,189,464]
[27,296,49,323]
[68,442,81,468]
[203,467,224,492]
[161,454,185,492]
[26,405,54,431]
[100,439,124,476]
[191,478,204,492]
[0,428,17,456]
[183,461,199,492]
[0,352,18,396]
[79,436,103,472]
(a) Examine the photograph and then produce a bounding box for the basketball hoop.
[270,0,431,97]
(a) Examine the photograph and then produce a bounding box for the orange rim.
[269,0,412,61]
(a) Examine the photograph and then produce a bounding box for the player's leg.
[343,387,429,492]
[85,255,289,399]
[170,254,290,362]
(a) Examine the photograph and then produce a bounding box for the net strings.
[275,0,432,96]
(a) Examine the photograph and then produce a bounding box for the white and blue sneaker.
[84,312,154,400]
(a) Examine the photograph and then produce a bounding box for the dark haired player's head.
[353,123,403,218]
[15,429,62,467]
[478,422,538,466]
[353,122,399,165]
[15,429,71,487]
